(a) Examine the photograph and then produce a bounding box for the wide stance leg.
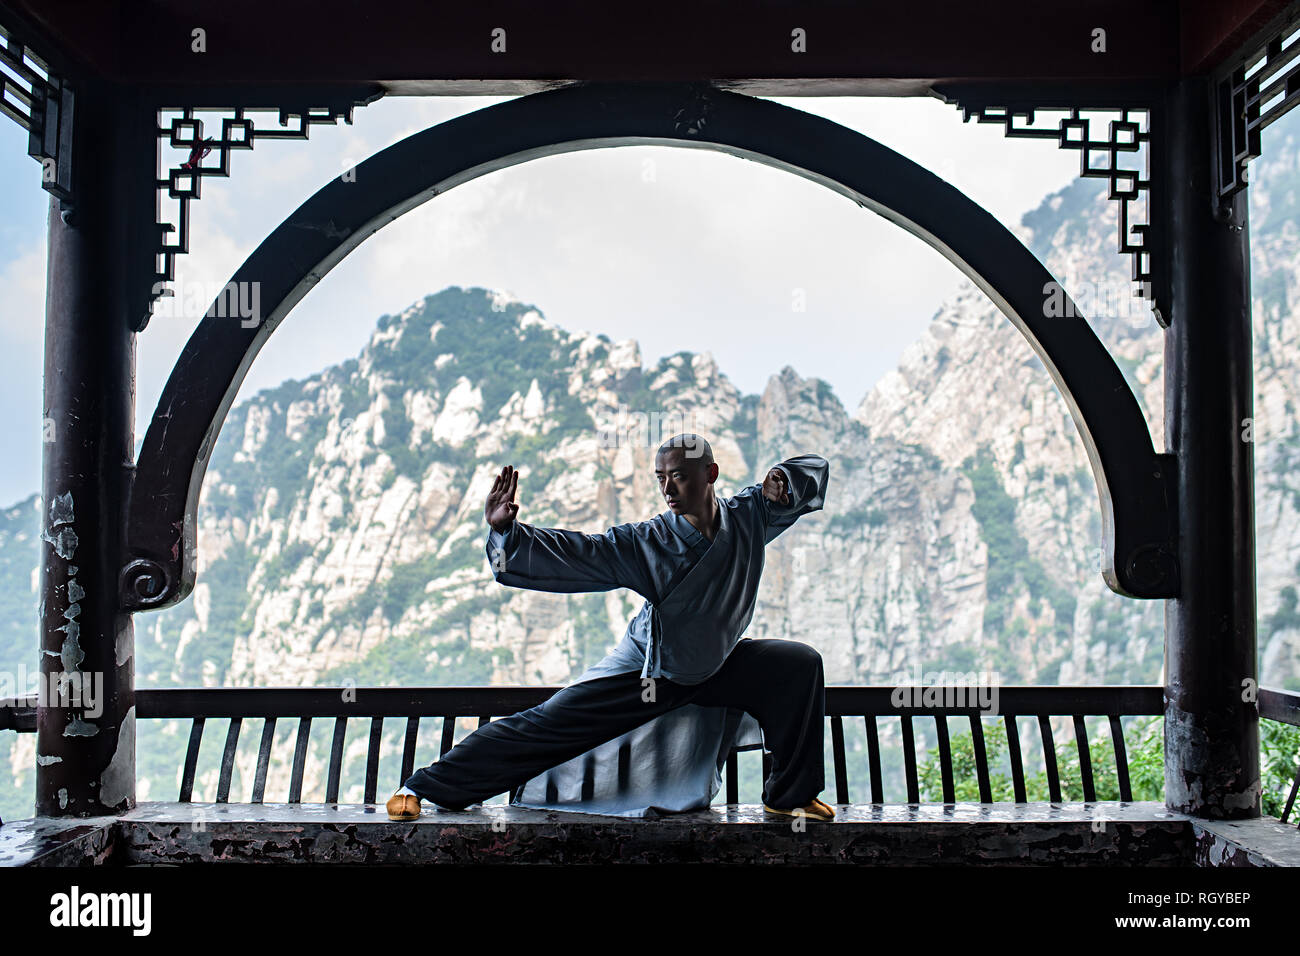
[402,671,691,809]
[690,638,826,809]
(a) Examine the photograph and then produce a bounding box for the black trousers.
[402,637,826,811]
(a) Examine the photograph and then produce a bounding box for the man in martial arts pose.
[387,433,835,821]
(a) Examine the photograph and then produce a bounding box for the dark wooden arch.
[121,81,1178,611]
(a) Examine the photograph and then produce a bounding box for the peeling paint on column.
[58,624,83,674]
[56,788,67,809]
[42,491,86,677]
[1223,779,1262,812]
[63,717,98,737]
[98,708,135,808]
[1164,705,1257,817]
[40,492,78,560]
[37,755,62,766]
[47,491,73,526]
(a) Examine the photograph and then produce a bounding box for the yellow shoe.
[386,791,422,821]
[763,797,835,821]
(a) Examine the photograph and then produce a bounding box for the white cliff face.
[1246,128,1300,685]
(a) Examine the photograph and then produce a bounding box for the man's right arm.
[486,519,656,597]
[756,453,830,544]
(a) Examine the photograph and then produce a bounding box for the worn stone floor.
[0,801,1294,865]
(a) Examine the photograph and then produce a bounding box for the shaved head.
[657,433,713,470]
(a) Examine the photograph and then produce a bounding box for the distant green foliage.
[920,715,1164,802]
[259,539,314,588]
[380,288,573,418]
[961,443,1075,661]
[322,593,506,685]
[176,538,257,684]
[829,505,888,534]
[1262,718,1300,820]
[0,495,40,678]
[1088,593,1163,684]
[567,592,616,680]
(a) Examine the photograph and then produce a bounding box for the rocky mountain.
[5,116,1300,814]
[119,276,1149,696]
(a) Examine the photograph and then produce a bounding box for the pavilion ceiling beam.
[6,0,1182,86]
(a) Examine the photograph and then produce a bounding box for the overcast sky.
[0,93,1086,507]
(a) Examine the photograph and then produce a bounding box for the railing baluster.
[901,715,919,803]
[935,715,954,803]
[969,714,992,803]
[1108,715,1133,801]
[289,716,312,803]
[326,716,347,803]
[400,716,419,783]
[179,716,205,802]
[1005,715,1027,803]
[865,716,883,803]
[725,749,738,804]
[762,749,773,795]
[1039,715,1061,802]
[1281,764,1300,825]
[364,716,383,804]
[477,715,491,729]
[1073,715,1095,802]
[440,715,457,756]
[252,717,275,803]
[216,716,242,803]
[830,715,849,805]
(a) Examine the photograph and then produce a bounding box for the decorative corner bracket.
[1213,4,1300,204]
[145,95,380,332]
[0,20,74,206]
[932,84,1165,328]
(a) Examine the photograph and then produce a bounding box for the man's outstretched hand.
[486,465,521,532]
[761,467,790,505]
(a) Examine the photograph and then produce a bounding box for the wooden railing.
[0,684,1215,806]
[1261,687,1300,825]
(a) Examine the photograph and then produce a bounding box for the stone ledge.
[2,801,1216,866]
[0,814,120,867]
[8,802,1295,866]
[1192,817,1300,867]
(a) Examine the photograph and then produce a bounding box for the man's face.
[655,446,715,513]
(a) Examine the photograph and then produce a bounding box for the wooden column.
[36,80,150,816]
[1162,73,1260,819]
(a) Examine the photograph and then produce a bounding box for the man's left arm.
[760,453,830,543]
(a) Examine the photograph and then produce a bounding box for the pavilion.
[0,0,1297,865]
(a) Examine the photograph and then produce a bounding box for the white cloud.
[0,241,47,347]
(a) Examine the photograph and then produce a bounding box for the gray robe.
[482,454,830,817]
